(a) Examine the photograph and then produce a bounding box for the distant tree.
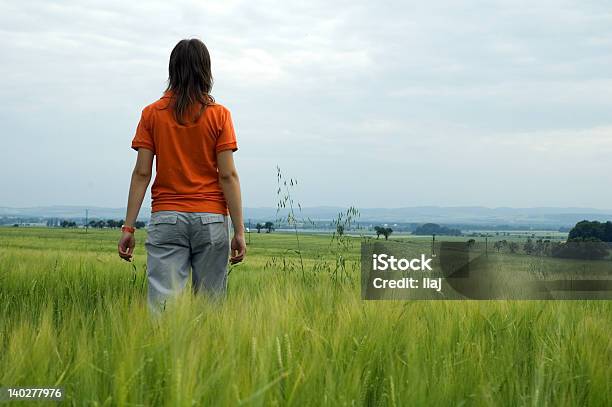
[135,221,146,229]
[533,239,551,256]
[374,226,383,239]
[544,240,552,256]
[568,220,612,242]
[256,223,263,233]
[264,221,274,233]
[551,220,612,260]
[508,242,519,254]
[466,239,476,249]
[523,238,535,255]
[605,222,612,242]
[381,227,393,240]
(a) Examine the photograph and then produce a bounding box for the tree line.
[58,220,146,229]
[87,220,147,229]
[413,223,461,236]
[568,220,612,242]
[491,220,611,260]
[254,222,275,233]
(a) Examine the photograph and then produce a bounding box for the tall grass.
[0,228,610,406]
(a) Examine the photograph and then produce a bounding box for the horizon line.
[2,204,612,211]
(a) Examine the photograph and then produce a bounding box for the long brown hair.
[165,39,214,125]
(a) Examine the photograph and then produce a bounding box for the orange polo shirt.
[131,92,238,214]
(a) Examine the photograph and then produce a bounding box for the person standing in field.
[117,38,246,309]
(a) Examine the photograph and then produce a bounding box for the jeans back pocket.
[147,213,180,245]
[200,214,227,245]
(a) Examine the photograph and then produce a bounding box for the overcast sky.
[1,0,611,209]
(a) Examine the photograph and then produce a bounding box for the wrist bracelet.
[121,225,136,233]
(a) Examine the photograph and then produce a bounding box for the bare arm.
[118,148,154,261]
[124,148,154,226]
[217,150,246,264]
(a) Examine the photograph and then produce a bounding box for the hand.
[230,232,246,264]
[118,231,135,261]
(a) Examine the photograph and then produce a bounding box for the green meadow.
[0,227,610,406]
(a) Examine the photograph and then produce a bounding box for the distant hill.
[246,206,612,227]
[0,206,130,219]
[1,205,611,228]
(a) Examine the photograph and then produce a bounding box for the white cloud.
[0,0,611,208]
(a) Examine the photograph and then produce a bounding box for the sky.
[1,0,611,209]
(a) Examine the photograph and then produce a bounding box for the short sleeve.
[216,109,238,153]
[131,109,155,153]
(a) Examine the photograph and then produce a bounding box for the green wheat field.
[0,227,610,406]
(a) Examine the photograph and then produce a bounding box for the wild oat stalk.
[275,166,305,277]
[329,206,360,285]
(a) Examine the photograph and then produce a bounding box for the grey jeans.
[145,211,230,310]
